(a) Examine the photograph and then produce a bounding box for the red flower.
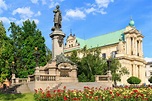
[64,96,68,100]
[46,93,51,98]
[53,90,56,93]
[109,91,112,94]
[116,93,120,96]
[133,89,138,93]
[72,97,79,100]
[63,86,66,89]
[34,89,37,93]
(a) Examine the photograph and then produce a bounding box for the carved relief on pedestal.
[57,36,63,47]
[58,63,72,77]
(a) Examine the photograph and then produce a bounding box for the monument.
[50,5,65,60]
[27,5,78,91]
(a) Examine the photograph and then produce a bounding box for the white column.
[140,40,143,57]
[135,38,137,56]
[127,37,131,55]
[132,37,135,55]
[139,40,141,57]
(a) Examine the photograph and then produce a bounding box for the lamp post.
[34,47,40,67]
[107,59,111,71]
[107,59,112,82]
[11,61,16,84]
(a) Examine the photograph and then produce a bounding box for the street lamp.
[106,59,112,82]
[107,59,111,71]
[11,61,16,84]
[34,47,40,67]
[12,61,15,74]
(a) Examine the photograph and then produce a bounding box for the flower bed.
[34,86,152,101]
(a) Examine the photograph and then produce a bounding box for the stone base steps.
[16,83,31,93]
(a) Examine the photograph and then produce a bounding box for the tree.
[69,46,129,83]
[0,21,12,83]
[108,58,129,86]
[70,47,106,82]
[8,20,47,78]
[45,46,52,62]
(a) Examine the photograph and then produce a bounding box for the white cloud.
[12,7,34,19]
[64,0,113,20]
[65,9,86,19]
[97,8,107,14]
[85,7,96,14]
[145,57,152,62]
[0,0,7,10]
[95,0,114,8]
[35,11,41,16]
[0,0,7,14]
[0,17,10,24]
[31,0,39,4]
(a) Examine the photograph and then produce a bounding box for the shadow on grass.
[0,93,25,101]
[0,84,26,101]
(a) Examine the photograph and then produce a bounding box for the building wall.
[64,26,146,85]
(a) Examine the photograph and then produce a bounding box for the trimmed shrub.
[127,76,141,84]
[148,76,152,83]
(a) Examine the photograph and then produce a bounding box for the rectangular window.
[111,51,117,58]
[102,53,106,59]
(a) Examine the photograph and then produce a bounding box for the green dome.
[129,19,135,26]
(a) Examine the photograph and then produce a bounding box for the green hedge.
[127,76,141,84]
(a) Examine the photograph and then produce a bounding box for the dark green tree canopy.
[0,21,12,82]
[8,20,47,78]
[69,46,129,83]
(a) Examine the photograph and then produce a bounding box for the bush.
[127,76,141,84]
[148,76,152,83]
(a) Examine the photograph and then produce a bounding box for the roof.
[76,29,125,49]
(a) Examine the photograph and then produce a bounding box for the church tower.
[50,5,65,60]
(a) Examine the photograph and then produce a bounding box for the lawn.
[0,93,35,101]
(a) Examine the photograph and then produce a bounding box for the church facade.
[64,19,147,85]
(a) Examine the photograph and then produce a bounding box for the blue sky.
[0,0,152,61]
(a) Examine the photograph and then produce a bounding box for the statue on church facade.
[52,5,62,31]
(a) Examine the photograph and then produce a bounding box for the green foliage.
[109,58,129,85]
[7,19,47,78]
[70,47,106,82]
[148,76,152,83]
[69,46,129,83]
[0,93,34,101]
[0,21,12,83]
[127,76,141,84]
[46,46,52,62]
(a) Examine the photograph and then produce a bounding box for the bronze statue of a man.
[52,5,62,31]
